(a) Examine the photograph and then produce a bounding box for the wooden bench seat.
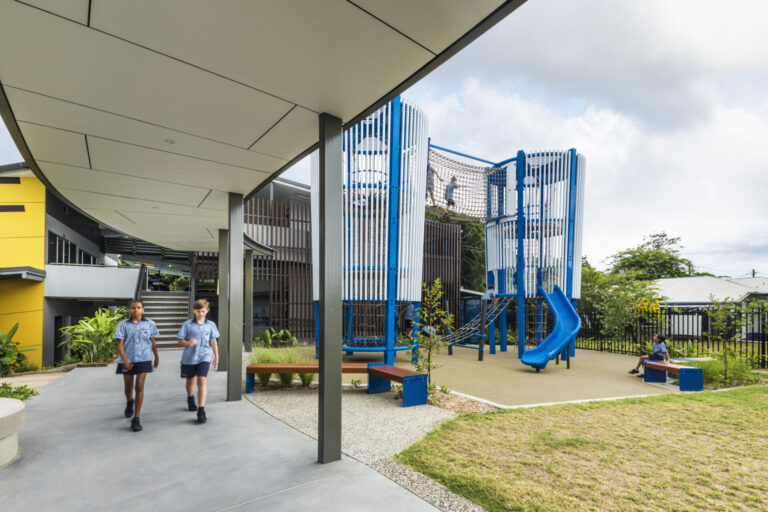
[245,361,428,406]
[644,361,703,391]
[245,363,369,393]
[367,364,427,407]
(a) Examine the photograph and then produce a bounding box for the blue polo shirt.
[482,288,496,301]
[177,319,220,365]
[445,182,458,201]
[651,341,667,357]
[115,318,159,363]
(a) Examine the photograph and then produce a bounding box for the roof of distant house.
[655,276,768,304]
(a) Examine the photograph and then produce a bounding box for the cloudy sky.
[2,0,766,277]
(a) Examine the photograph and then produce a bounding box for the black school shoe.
[197,408,207,424]
[124,399,134,418]
[628,368,639,374]
[131,417,142,432]
[187,395,198,412]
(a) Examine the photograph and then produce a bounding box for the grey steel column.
[317,113,343,464]
[244,249,254,352]
[217,229,229,372]
[227,193,245,401]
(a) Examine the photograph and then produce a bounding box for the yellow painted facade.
[0,177,45,366]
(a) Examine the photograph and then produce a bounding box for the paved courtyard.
[0,362,437,512]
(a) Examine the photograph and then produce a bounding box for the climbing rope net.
[441,297,513,345]
[426,149,505,221]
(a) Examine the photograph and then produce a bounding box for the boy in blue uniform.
[629,334,670,376]
[115,299,160,432]
[177,299,219,424]
[444,176,459,213]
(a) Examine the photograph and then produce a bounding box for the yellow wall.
[0,178,45,366]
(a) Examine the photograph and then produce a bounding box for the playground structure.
[311,96,585,371]
[311,97,428,365]
[428,145,586,370]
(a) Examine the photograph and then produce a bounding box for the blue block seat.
[367,363,428,407]
[644,361,703,391]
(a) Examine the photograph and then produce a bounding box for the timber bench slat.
[643,360,703,392]
[246,363,369,374]
[368,365,421,382]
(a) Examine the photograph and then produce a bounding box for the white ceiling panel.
[41,162,209,206]
[90,0,433,119]
[0,2,294,147]
[125,211,228,230]
[249,106,318,160]
[197,190,229,211]
[7,87,288,172]
[353,0,504,54]
[17,122,89,168]
[19,0,89,25]
[86,138,269,194]
[60,188,227,216]
[1,0,524,251]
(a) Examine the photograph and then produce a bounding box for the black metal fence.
[576,306,768,368]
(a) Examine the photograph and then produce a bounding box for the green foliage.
[607,232,699,280]
[0,382,38,401]
[256,327,297,348]
[249,348,310,388]
[440,384,450,394]
[298,372,314,387]
[58,308,127,363]
[411,279,455,386]
[350,378,362,389]
[704,297,766,385]
[459,221,486,291]
[169,275,189,291]
[391,383,403,400]
[0,323,35,377]
[689,353,760,388]
[13,360,39,373]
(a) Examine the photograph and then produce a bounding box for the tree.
[411,279,454,386]
[607,232,698,280]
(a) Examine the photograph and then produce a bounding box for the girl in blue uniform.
[115,299,160,432]
[176,299,219,424]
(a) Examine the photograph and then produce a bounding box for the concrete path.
[0,363,437,512]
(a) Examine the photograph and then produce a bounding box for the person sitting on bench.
[629,334,669,376]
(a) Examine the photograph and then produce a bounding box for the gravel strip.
[246,387,453,464]
[372,458,485,512]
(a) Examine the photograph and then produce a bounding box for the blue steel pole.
[565,149,579,360]
[499,268,507,351]
[384,97,402,366]
[515,151,526,357]
[487,270,496,354]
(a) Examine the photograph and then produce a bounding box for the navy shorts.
[181,362,210,379]
[649,353,665,361]
[446,199,455,207]
[116,360,153,375]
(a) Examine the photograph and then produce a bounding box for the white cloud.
[405,77,768,277]
[0,121,22,165]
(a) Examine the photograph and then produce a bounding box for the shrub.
[250,348,310,388]
[0,382,38,401]
[298,373,314,387]
[256,328,297,348]
[13,360,39,373]
[0,323,35,377]
[59,308,127,363]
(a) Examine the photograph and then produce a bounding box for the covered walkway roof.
[0,0,526,251]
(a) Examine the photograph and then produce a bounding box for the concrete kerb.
[0,398,25,468]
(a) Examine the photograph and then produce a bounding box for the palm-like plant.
[59,308,127,363]
[0,323,34,376]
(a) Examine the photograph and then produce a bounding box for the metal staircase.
[140,291,190,348]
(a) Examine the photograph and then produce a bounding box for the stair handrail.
[134,264,147,300]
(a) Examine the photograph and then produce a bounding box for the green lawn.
[397,385,768,512]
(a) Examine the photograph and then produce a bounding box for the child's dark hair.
[129,299,144,308]
[654,333,666,343]
[488,284,495,289]
[193,298,210,310]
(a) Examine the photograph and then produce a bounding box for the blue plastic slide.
[520,285,581,371]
